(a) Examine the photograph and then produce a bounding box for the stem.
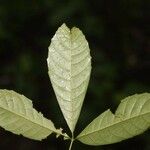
[69,132,74,150]
[69,138,74,150]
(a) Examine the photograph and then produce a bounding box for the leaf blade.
[47,24,91,132]
[0,89,58,140]
[77,93,150,145]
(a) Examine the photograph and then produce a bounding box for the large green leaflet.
[77,93,150,145]
[0,90,58,140]
[47,24,91,132]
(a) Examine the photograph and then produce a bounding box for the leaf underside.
[47,23,91,132]
[0,90,57,141]
[77,93,150,145]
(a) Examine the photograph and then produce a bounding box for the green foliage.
[77,93,150,145]
[47,23,91,132]
[0,24,149,150]
[0,89,67,140]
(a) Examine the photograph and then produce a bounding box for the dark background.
[0,0,150,150]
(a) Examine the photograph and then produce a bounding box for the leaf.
[77,93,150,145]
[0,89,63,140]
[47,23,91,132]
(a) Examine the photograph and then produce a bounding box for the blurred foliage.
[0,0,149,150]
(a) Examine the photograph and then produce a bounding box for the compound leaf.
[47,24,91,132]
[0,89,63,140]
[77,93,150,145]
